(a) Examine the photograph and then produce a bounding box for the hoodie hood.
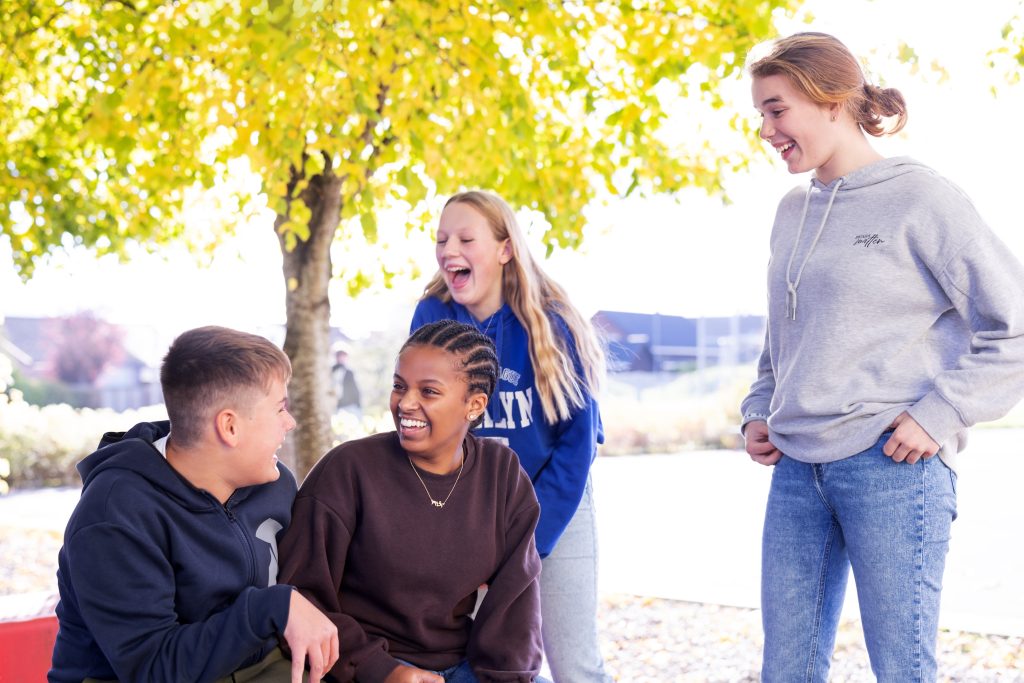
[78,420,220,512]
[444,302,517,424]
[812,156,931,191]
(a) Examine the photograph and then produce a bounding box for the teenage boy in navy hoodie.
[49,326,338,683]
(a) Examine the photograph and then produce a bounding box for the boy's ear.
[214,409,242,447]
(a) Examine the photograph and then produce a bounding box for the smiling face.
[390,345,487,473]
[230,375,296,488]
[753,73,841,180]
[435,201,511,322]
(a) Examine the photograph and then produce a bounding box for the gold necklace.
[475,310,497,337]
[407,447,465,509]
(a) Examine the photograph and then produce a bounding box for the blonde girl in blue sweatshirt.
[411,191,611,682]
[742,33,1024,682]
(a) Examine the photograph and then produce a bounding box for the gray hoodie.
[741,157,1024,468]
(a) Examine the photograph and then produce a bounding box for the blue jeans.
[760,434,957,682]
[540,479,613,683]
[398,660,552,683]
[427,661,477,683]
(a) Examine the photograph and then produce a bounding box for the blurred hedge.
[0,360,166,490]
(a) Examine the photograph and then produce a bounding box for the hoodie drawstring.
[784,178,843,320]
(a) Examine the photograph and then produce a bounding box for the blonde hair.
[421,190,606,424]
[749,32,907,137]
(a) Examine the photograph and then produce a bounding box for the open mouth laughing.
[399,416,428,435]
[445,264,470,289]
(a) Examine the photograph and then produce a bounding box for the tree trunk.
[276,167,344,480]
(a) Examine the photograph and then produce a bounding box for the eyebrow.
[757,95,785,110]
[393,373,444,385]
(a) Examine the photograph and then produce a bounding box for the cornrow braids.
[404,320,499,425]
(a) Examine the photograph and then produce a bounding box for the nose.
[284,410,297,432]
[398,392,419,413]
[759,117,773,141]
[440,238,459,259]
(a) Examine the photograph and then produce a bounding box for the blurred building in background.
[591,310,765,373]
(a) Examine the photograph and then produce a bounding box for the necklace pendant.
[432,500,444,508]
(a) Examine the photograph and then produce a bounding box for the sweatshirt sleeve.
[530,322,603,558]
[739,328,775,434]
[467,460,543,682]
[907,227,1024,447]
[530,391,601,558]
[277,491,401,683]
[65,522,292,683]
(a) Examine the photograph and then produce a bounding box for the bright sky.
[3,0,1023,350]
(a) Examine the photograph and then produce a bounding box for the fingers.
[882,431,899,458]
[744,421,781,465]
[889,411,907,429]
[745,438,775,456]
[884,429,938,464]
[750,449,782,466]
[283,591,337,683]
[310,648,325,682]
[320,640,330,675]
[323,634,339,675]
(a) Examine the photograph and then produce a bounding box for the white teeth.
[446,265,469,273]
[778,142,794,154]
[401,418,427,428]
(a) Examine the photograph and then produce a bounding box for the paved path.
[3,428,1022,636]
[591,428,1024,637]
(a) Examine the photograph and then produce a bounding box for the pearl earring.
[468,414,477,421]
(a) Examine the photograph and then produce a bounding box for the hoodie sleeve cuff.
[357,648,403,683]
[252,584,294,638]
[740,409,770,435]
[907,392,968,449]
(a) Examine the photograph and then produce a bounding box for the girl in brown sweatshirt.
[278,320,544,683]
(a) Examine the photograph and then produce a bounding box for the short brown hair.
[749,32,907,137]
[160,326,291,448]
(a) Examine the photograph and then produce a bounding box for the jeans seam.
[911,463,927,681]
[805,520,838,683]
[810,463,838,517]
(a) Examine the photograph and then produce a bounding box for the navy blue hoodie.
[49,421,295,683]
[412,298,604,557]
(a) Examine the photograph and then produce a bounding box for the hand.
[883,412,940,464]
[744,420,782,466]
[383,664,445,683]
[283,591,340,683]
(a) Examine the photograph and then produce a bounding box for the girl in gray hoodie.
[742,32,1024,683]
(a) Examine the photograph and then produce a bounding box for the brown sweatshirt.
[278,432,543,683]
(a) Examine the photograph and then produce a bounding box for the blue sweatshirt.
[49,421,296,683]
[412,297,604,557]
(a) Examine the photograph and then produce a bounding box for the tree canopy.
[2,0,802,474]
[2,1,800,268]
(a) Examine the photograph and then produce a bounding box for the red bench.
[0,593,59,683]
